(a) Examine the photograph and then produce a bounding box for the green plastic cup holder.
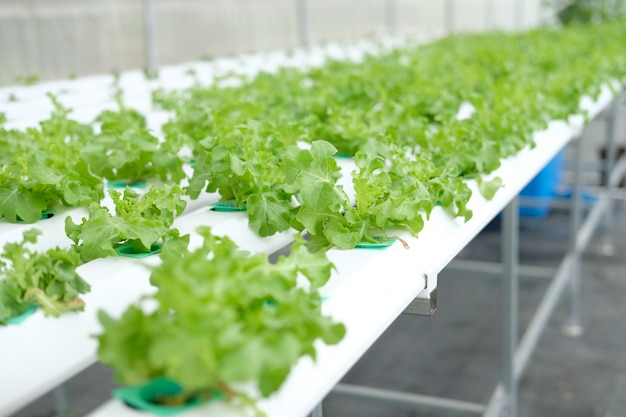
[210,201,247,212]
[15,210,56,222]
[107,180,148,189]
[114,377,224,417]
[355,237,397,249]
[115,243,163,259]
[6,304,38,325]
[333,153,352,159]
[40,210,55,219]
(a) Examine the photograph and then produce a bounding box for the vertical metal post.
[562,136,584,337]
[515,0,524,30]
[601,98,618,256]
[484,0,495,29]
[142,0,159,77]
[445,0,455,33]
[296,0,310,46]
[535,0,543,26]
[384,0,397,33]
[311,403,323,417]
[502,198,519,417]
[54,384,69,417]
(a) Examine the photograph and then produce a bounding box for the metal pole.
[296,0,310,47]
[600,98,619,256]
[384,0,397,33]
[311,403,323,417]
[447,259,555,279]
[484,0,495,29]
[54,384,69,417]
[536,0,545,26]
[334,383,486,415]
[445,0,455,33]
[484,159,626,417]
[502,198,519,417]
[515,0,524,30]
[562,135,584,337]
[142,0,159,78]
[516,158,626,375]
[483,160,626,417]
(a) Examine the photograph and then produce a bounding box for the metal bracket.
[402,273,438,316]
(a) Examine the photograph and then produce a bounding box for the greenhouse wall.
[0,0,543,86]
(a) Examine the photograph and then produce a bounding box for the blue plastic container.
[519,151,565,217]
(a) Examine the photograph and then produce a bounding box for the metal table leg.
[562,135,584,337]
[502,198,519,417]
[54,384,69,417]
[600,98,619,256]
[311,403,323,417]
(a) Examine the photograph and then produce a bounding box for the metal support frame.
[514,0,524,29]
[445,0,455,33]
[384,0,397,33]
[142,0,159,78]
[447,260,555,279]
[484,157,626,417]
[501,198,519,417]
[562,134,584,337]
[600,98,619,256]
[484,0,495,29]
[567,185,626,201]
[333,384,485,415]
[311,403,323,417]
[517,195,595,210]
[296,0,310,47]
[403,273,438,316]
[54,384,68,417]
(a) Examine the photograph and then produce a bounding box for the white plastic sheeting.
[0,0,544,86]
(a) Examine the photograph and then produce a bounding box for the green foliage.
[14,74,39,86]
[96,227,344,406]
[82,103,186,184]
[186,120,295,237]
[65,185,188,263]
[0,229,90,324]
[0,96,103,223]
[286,141,361,251]
[285,139,473,250]
[546,0,626,25]
[157,23,626,248]
[7,24,626,247]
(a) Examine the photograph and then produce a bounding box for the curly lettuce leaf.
[65,185,187,262]
[0,229,89,324]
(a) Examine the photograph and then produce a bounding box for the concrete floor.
[10,107,626,417]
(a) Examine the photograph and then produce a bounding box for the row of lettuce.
[1,23,625,415]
